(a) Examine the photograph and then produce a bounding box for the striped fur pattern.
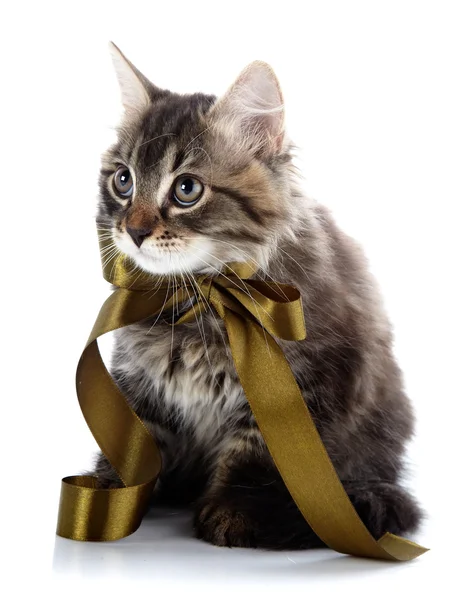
[93,44,422,548]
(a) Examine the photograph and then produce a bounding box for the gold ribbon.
[57,237,428,560]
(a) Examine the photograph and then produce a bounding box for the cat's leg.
[194,431,323,549]
[90,426,208,505]
[90,452,123,489]
[194,432,422,549]
[88,419,171,491]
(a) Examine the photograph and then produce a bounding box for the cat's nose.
[126,226,152,248]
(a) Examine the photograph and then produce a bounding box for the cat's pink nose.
[126,226,152,248]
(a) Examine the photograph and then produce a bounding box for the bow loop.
[209,275,307,342]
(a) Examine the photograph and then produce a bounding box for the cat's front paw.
[94,476,123,490]
[92,453,123,489]
[194,501,256,548]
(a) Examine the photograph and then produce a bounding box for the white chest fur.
[113,314,247,448]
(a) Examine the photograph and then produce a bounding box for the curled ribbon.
[57,236,428,560]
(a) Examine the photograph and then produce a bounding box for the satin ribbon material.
[57,238,428,560]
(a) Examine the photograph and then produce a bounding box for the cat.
[93,42,422,549]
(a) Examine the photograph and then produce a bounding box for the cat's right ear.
[209,61,285,157]
[109,42,160,118]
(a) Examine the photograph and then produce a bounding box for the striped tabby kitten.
[94,43,421,549]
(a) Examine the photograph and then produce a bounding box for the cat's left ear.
[210,61,285,157]
[109,42,162,118]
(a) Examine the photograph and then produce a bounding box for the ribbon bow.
[57,236,428,561]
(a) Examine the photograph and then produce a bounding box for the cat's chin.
[123,246,221,277]
[112,231,222,276]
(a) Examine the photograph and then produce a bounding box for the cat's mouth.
[127,244,189,273]
[112,229,220,276]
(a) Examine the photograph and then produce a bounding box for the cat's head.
[98,43,296,276]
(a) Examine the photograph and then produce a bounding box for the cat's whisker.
[183,146,213,187]
[177,254,213,371]
[178,250,229,368]
[100,249,118,263]
[104,252,122,282]
[138,132,177,148]
[101,248,121,269]
[189,246,273,355]
[146,272,173,335]
[277,246,312,284]
[141,273,165,302]
[183,262,230,360]
[99,238,117,248]
[109,258,120,280]
[188,245,274,323]
[185,236,289,301]
[99,243,118,257]
[127,259,151,289]
[176,256,208,344]
[183,125,213,152]
[186,248,272,356]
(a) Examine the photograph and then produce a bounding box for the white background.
[1,1,448,598]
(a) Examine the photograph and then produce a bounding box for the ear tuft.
[109,42,157,117]
[210,61,285,156]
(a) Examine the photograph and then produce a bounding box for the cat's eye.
[172,175,204,207]
[113,166,134,198]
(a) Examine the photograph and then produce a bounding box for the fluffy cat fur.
[93,43,422,549]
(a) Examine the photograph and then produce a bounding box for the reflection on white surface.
[52,508,418,587]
